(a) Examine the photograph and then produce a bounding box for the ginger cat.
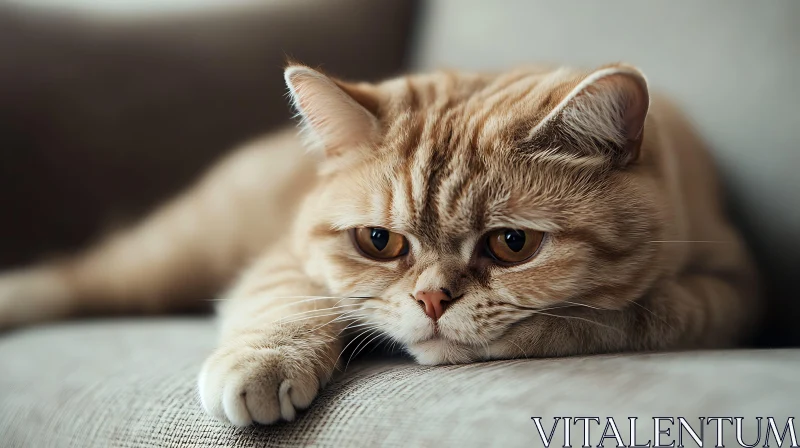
[0,63,760,426]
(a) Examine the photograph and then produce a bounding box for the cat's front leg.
[198,320,341,426]
[198,252,345,426]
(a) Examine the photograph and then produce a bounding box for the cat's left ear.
[528,64,649,167]
[284,65,381,157]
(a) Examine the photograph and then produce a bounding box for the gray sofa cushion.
[1,319,797,447]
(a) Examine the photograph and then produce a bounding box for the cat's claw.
[198,337,330,426]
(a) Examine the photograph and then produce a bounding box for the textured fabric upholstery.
[2,319,797,447]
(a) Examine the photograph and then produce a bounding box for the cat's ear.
[528,65,649,167]
[284,65,381,157]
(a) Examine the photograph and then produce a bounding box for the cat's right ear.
[526,65,649,168]
[284,65,381,158]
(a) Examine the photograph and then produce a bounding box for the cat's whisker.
[310,310,373,333]
[326,308,373,325]
[211,295,371,307]
[497,334,528,359]
[264,295,372,313]
[307,316,364,331]
[308,312,370,333]
[340,325,384,342]
[368,333,393,356]
[218,295,362,316]
[561,301,607,310]
[350,329,385,362]
[235,295,330,303]
[281,294,370,304]
[346,328,385,371]
[339,325,382,341]
[540,296,675,335]
[648,240,729,244]
[270,296,362,309]
[275,302,361,321]
[624,299,677,332]
[265,295,374,301]
[277,309,363,326]
[286,303,361,316]
[530,309,624,336]
[334,326,383,370]
[539,304,588,312]
[280,304,358,320]
[505,302,584,313]
[336,320,376,336]
[328,310,369,325]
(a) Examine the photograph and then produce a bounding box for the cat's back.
[186,127,318,269]
[647,94,725,231]
[646,95,755,279]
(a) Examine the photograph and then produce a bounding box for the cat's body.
[0,64,759,426]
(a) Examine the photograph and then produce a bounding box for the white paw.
[198,331,335,426]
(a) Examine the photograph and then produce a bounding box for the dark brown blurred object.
[0,0,417,269]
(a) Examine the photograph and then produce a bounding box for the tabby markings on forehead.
[485,216,561,234]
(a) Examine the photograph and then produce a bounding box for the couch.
[2,1,798,447]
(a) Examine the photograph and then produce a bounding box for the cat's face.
[286,64,663,364]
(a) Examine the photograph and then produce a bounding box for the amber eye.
[485,229,544,265]
[352,227,409,260]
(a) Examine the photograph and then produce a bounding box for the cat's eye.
[352,227,409,261]
[484,229,544,265]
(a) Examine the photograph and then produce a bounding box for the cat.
[0,62,760,426]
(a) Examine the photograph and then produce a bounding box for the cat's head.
[284,63,664,364]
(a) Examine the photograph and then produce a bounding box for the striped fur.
[0,64,760,426]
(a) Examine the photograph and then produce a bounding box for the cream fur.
[0,63,760,427]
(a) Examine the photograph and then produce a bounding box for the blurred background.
[1,0,798,345]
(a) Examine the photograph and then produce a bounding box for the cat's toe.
[277,374,320,420]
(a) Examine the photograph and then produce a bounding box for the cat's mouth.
[417,326,472,346]
[406,335,481,365]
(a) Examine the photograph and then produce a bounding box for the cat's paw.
[197,328,337,426]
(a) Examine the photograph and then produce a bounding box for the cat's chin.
[405,337,481,365]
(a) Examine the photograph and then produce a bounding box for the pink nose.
[415,289,453,321]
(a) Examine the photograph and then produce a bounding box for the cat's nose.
[415,288,454,321]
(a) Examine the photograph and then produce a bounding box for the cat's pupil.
[504,230,526,252]
[370,228,389,251]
